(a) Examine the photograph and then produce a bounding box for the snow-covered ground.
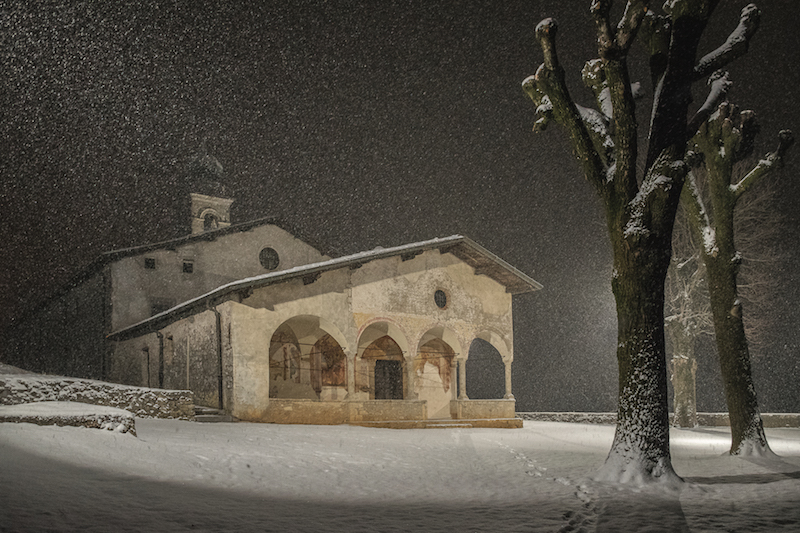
[2,419,799,532]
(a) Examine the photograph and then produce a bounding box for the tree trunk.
[667,320,698,428]
[597,235,681,484]
[704,250,769,455]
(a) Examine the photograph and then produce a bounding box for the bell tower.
[190,192,234,234]
[186,153,234,234]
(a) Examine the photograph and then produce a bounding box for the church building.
[6,157,542,427]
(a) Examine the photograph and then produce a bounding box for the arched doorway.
[359,335,405,400]
[268,316,348,400]
[466,338,505,399]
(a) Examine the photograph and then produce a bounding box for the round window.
[434,289,448,309]
[259,247,280,270]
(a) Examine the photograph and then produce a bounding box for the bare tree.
[666,162,784,429]
[666,199,713,428]
[682,102,793,454]
[523,1,761,483]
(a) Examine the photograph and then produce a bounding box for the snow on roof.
[108,235,542,341]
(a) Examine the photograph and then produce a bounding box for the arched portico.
[268,315,349,400]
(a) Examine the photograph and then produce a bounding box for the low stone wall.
[517,412,618,424]
[0,401,137,435]
[258,399,427,425]
[451,399,516,420]
[0,374,194,420]
[517,412,800,428]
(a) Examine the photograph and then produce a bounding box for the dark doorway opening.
[374,359,403,399]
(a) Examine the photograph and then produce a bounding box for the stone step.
[194,405,233,423]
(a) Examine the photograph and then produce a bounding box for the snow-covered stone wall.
[0,372,194,420]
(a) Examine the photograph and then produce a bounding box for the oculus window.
[259,247,280,270]
[434,289,448,309]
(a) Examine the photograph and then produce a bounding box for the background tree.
[523,1,761,483]
[666,161,783,429]
[665,202,713,428]
[682,101,793,454]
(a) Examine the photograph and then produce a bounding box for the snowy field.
[2,419,800,532]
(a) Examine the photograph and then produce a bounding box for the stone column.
[346,352,356,398]
[504,358,514,400]
[405,355,417,400]
[458,358,468,400]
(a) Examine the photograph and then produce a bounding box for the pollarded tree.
[682,102,793,454]
[523,1,761,484]
[666,160,784,429]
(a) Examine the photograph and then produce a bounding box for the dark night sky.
[2,1,799,412]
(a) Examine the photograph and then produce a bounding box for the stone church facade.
[6,165,541,426]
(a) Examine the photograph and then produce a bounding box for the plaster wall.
[110,224,329,330]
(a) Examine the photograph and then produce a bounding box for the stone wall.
[256,399,428,425]
[451,399,516,420]
[517,412,800,427]
[0,374,194,420]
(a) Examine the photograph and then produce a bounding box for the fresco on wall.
[311,334,346,390]
[415,339,453,393]
[268,329,347,399]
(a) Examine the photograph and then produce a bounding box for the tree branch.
[640,11,671,88]
[694,4,760,80]
[687,71,732,137]
[732,130,794,199]
[615,0,650,53]
[681,169,718,257]
[523,18,607,189]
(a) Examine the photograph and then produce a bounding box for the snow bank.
[0,401,136,435]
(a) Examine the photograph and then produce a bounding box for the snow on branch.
[681,170,718,256]
[688,71,732,136]
[694,4,761,80]
[732,130,795,199]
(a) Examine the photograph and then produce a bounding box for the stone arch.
[468,328,514,400]
[356,320,412,400]
[466,338,505,399]
[199,208,221,231]
[416,325,461,419]
[268,315,349,400]
[473,329,512,362]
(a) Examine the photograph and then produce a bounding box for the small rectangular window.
[182,261,194,274]
[144,257,156,270]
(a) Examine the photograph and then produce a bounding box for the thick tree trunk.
[597,236,681,484]
[667,320,698,428]
[704,251,769,455]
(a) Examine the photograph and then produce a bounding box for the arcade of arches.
[267,316,513,420]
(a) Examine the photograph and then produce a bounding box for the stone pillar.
[346,353,356,397]
[450,358,458,401]
[405,355,417,400]
[458,358,468,400]
[503,358,514,400]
